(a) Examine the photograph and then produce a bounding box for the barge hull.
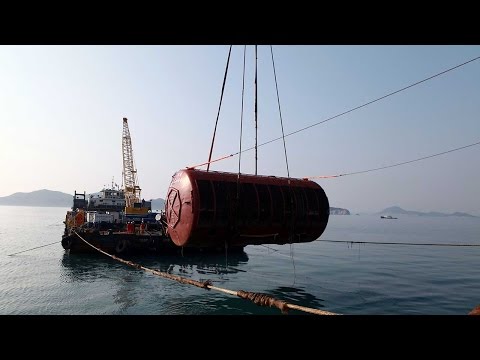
[62,230,244,255]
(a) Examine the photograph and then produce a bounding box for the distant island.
[0,189,72,207]
[2,189,350,216]
[330,207,350,215]
[0,189,166,209]
[150,198,165,211]
[2,191,474,218]
[378,206,477,218]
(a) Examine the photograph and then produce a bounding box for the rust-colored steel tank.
[165,169,329,248]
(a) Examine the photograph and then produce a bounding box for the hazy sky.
[0,45,479,214]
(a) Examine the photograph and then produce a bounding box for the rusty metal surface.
[165,169,329,248]
[468,304,480,315]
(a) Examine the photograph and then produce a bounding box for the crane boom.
[122,117,148,215]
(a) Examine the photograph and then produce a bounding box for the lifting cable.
[237,45,247,178]
[270,45,290,179]
[235,46,247,212]
[244,55,480,155]
[206,45,232,172]
[72,230,338,315]
[188,137,480,179]
[304,139,480,180]
[188,55,480,170]
[270,45,297,282]
[254,45,258,175]
[230,45,248,267]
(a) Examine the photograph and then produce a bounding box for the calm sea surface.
[1,205,479,315]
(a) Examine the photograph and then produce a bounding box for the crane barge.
[61,118,173,254]
[61,114,329,255]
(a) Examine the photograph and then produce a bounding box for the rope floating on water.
[8,240,61,256]
[316,239,480,247]
[73,230,338,315]
[237,290,288,314]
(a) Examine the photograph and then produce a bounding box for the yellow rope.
[73,230,340,315]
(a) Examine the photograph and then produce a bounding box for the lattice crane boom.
[122,117,142,209]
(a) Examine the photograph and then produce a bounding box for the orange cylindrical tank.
[164,169,329,248]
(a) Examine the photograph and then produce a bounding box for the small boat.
[380,215,397,219]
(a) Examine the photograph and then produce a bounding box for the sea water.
[1,206,479,315]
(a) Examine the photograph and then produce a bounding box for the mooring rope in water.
[72,230,338,315]
[8,240,60,256]
[316,239,480,247]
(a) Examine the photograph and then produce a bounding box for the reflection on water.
[61,250,250,279]
[270,286,326,311]
[59,250,325,314]
[61,253,119,282]
[113,273,138,313]
[137,251,250,276]
[6,206,480,314]
[60,251,253,314]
